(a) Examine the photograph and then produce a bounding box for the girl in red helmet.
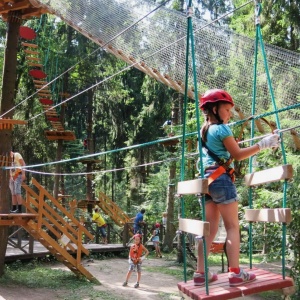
[151,223,162,258]
[194,89,279,287]
[123,233,149,288]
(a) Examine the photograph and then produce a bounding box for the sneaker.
[10,209,19,213]
[228,269,256,286]
[134,282,139,288]
[193,271,218,286]
[122,281,128,287]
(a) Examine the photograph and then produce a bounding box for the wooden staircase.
[98,192,131,227]
[21,177,98,283]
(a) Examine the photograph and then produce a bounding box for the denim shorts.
[206,173,238,204]
[97,226,107,238]
[9,175,22,195]
[128,261,142,272]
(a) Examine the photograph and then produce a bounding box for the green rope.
[179,1,191,283]
[251,1,288,279]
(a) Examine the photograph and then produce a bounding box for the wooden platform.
[5,240,127,262]
[178,268,295,299]
[0,213,38,226]
[45,130,76,141]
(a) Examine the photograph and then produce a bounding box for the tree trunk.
[163,161,177,251]
[0,11,21,276]
[86,89,94,212]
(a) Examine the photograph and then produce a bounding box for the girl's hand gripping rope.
[256,133,280,150]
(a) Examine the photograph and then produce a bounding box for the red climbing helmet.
[133,233,142,239]
[155,223,160,228]
[199,89,234,109]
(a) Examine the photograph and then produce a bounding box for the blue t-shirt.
[202,124,233,168]
[134,212,144,229]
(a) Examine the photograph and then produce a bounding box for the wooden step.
[24,49,39,55]
[28,62,43,68]
[26,56,41,61]
[37,89,51,93]
[33,80,47,84]
[38,93,52,97]
[22,42,38,48]
[35,84,48,89]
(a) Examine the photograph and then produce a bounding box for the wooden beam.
[0,118,27,125]
[0,0,29,13]
[177,178,208,195]
[179,218,210,237]
[244,164,293,187]
[245,208,292,224]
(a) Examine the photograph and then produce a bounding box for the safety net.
[30,0,300,127]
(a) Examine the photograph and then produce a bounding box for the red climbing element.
[29,69,47,79]
[19,26,36,40]
[47,117,60,122]
[39,99,53,105]
[83,139,88,149]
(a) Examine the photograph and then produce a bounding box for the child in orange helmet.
[123,233,149,288]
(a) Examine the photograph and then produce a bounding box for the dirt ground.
[0,256,287,300]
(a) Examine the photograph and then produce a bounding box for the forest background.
[0,0,300,298]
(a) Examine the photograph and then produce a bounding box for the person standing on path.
[123,233,149,288]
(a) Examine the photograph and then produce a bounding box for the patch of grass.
[0,260,112,300]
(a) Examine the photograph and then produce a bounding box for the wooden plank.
[33,80,47,84]
[244,164,293,187]
[177,178,208,195]
[178,268,295,300]
[26,56,40,61]
[22,42,38,48]
[245,208,292,224]
[28,62,43,67]
[179,218,210,237]
[24,49,39,55]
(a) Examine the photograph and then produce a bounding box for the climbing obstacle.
[176,164,295,299]
[178,268,294,300]
[20,25,76,140]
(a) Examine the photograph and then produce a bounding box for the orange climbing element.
[0,118,27,130]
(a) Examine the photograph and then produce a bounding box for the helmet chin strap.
[212,104,223,124]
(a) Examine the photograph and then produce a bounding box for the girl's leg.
[137,271,141,283]
[197,201,220,273]
[125,270,132,282]
[218,202,240,269]
[154,243,159,256]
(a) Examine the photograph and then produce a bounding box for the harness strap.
[202,140,235,184]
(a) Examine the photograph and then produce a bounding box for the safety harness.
[202,140,235,185]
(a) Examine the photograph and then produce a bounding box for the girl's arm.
[223,136,260,161]
[142,245,149,257]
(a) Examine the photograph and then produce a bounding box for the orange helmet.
[155,223,160,228]
[200,89,234,110]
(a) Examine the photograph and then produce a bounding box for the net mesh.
[33,0,300,128]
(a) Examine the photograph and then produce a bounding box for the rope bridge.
[27,0,300,124]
